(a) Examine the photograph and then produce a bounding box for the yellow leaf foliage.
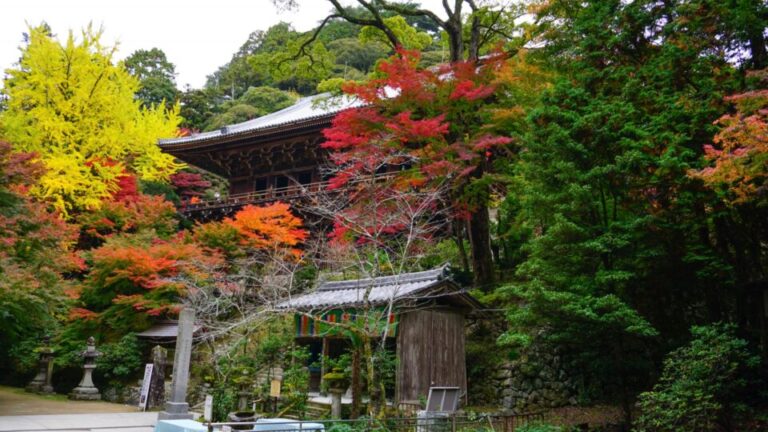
[0,25,183,216]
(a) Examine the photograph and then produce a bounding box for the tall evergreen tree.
[503,0,768,417]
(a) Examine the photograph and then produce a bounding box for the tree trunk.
[467,13,481,61]
[351,347,362,419]
[363,337,382,417]
[446,21,463,62]
[468,206,495,289]
[453,219,470,273]
[749,32,767,69]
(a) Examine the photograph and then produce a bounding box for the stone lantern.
[26,335,55,394]
[323,368,350,419]
[69,336,101,400]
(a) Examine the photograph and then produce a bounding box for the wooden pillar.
[321,337,329,394]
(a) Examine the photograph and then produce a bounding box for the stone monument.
[149,345,167,408]
[158,308,195,420]
[69,336,101,400]
[26,335,55,394]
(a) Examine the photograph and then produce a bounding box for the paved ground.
[0,386,137,416]
[0,386,157,432]
[0,412,157,432]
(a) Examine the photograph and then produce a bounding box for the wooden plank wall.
[396,309,467,403]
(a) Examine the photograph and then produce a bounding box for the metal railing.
[202,413,547,432]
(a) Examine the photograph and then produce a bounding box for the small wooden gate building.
[277,265,480,404]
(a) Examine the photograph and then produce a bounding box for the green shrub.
[211,383,238,421]
[283,346,310,418]
[514,423,562,432]
[634,323,761,432]
[96,333,144,383]
[326,424,354,432]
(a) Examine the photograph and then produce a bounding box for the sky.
[1,0,447,90]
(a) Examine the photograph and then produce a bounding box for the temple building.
[159,93,479,407]
[158,94,362,219]
[277,265,480,405]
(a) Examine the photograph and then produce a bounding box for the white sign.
[204,395,213,421]
[138,363,154,411]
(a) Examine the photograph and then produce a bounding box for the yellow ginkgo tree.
[0,25,183,216]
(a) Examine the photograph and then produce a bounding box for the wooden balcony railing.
[180,174,396,217]
[181,182,326,214]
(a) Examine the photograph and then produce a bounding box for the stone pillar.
[42,346,55,394]
[149,345,167,408]
[237,390,250,411]
[159,308,195,420]
[329,388,344,419]
[69,336,101,400]
[26,336,54,393]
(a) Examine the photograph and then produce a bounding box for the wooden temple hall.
[276,265,480,405]
[158,93,364,219]
[159,95,480,405]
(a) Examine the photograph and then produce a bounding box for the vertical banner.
[204,395,213,421]
[138,364,154,411]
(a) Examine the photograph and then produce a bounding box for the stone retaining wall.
[495,344,578,412]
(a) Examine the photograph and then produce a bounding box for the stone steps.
[282,400,330,420]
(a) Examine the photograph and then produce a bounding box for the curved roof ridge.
[317,263,451,292]
[158,92,365,147]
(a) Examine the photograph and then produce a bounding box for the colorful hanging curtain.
[295,309,398,338]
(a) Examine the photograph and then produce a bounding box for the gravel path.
[0,386,137,416]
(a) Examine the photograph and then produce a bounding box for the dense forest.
[1,1,767,430]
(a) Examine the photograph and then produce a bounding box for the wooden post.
[321,337,329,394]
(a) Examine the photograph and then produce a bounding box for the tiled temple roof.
[277,265,480,311]
[158,93,364,149]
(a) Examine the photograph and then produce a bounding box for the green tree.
[179,85,220,131]
[205,86,297,131]
[205,29,277,99]
[272,0,524,62]
[359,15,432,50]
[503,0,768,419]
[327,38,389,74]
[123,48,179,109]
[248,28,336,94]
[205,104,261,131]
[0,25,182,216]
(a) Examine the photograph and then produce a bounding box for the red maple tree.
[322,49,517,285]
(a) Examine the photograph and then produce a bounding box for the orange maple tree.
[195,202,309,259]
[692,69,768,204]
[70,200,309,335]
[225,202,308,251]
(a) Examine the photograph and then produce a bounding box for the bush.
[211,383,238,422]
[515,423,562,432]
[283,346,310,417]
[326,424,354,432]
[634,323,761,432]
[96,333,144,383]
